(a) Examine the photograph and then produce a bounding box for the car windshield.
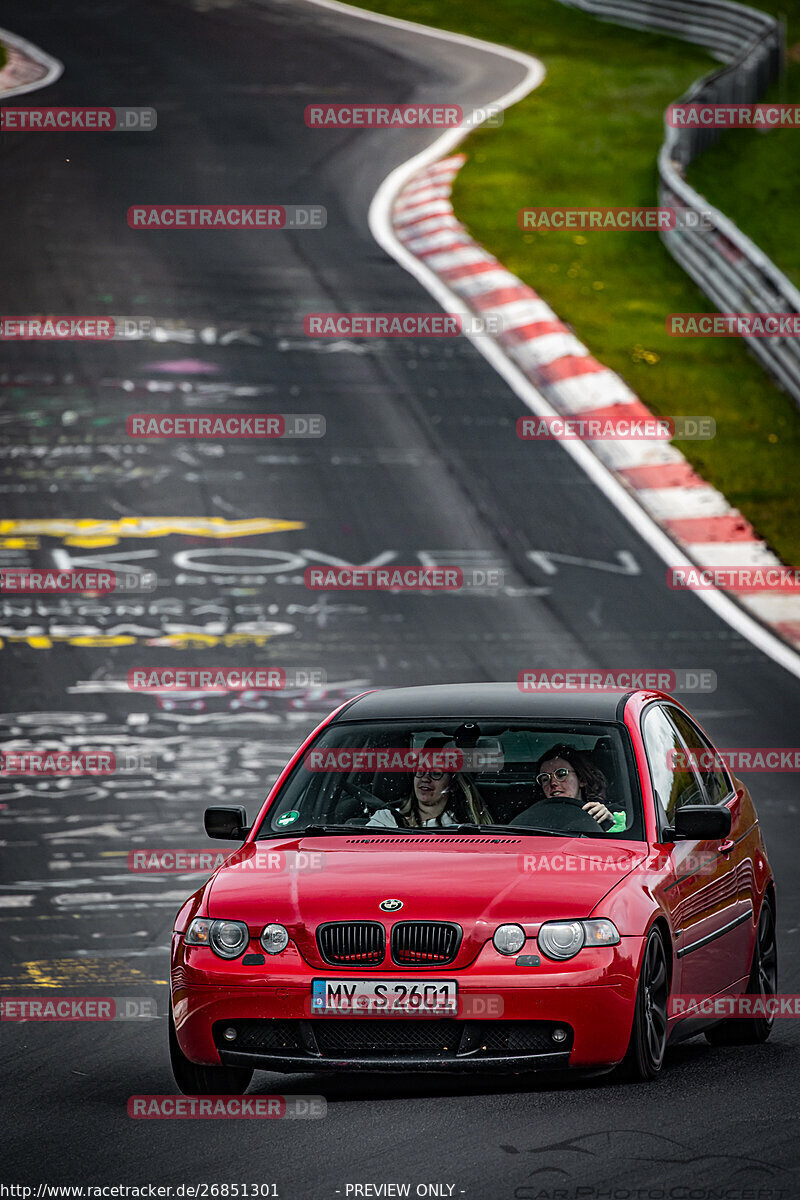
[255,719,643,840]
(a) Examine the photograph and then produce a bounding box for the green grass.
[352,0,800,565]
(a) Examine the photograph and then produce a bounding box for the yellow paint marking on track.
[0,959,151,988]
[0,517,305,547]
[0,631,289,649]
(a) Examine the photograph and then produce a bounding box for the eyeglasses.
[536,767,574,787]
[415,769,446,781]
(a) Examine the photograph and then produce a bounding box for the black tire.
[618,928,669,1081]
[169,1010,253,1095]
[705,896,777,1046]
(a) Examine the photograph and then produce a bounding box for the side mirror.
[665,804,732,842]
[204,805,249,840]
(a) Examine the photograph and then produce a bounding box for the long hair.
[532,743,607,804]
[395,772,493,828]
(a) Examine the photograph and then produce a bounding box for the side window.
[666,708,733,805]
[641,704,709,821]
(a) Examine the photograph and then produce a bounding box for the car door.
[640,703,741,998]
[665,706,753,994]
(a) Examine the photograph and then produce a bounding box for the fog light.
[261,923,290,955]
[552,1027,567,1043]
[493,923,526,955]
[222,1026,237,1042]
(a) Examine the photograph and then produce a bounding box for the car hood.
[206,835,646,962]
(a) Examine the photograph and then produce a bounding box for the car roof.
[332,683,635,723]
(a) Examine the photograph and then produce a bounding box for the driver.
[512,743,626,833]
[367,767,493,829]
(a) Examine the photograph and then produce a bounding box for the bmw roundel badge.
[379,898,403,912]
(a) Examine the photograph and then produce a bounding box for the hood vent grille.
[344,836,521,845]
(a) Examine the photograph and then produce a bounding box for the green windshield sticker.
[276,810,300,827]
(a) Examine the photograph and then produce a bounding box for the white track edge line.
[0,26,63,97]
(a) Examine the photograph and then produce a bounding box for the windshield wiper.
[486,822,590,837]
[298,824,406,836]
[436,823,590,837]
[259,822,589,838]
[257,824,362,838]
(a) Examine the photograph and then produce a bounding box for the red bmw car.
[169,683,777,1091]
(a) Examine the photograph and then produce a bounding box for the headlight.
[493,923,526,955]
[537,921,585,960]
[211,920,250,959]
[185,917,250,959]
[537,919,620,960]
[261,923,290,955]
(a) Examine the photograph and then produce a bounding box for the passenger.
[367,766,492,829]
[512,743,626,832]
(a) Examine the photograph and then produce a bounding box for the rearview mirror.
[204,805,249,840]
[666,804,731,841]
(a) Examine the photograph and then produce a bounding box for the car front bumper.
[171,934,644,1071]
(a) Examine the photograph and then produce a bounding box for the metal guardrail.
[553,1,800,404]
[554,0,774,61]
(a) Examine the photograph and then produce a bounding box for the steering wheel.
[527,797,606,834]
[340,779,392,811]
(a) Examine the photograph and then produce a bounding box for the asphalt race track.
[0,0,798,1194]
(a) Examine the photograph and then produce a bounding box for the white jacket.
[366,806,458,829]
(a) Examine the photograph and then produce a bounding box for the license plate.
[311,978,457,1014]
